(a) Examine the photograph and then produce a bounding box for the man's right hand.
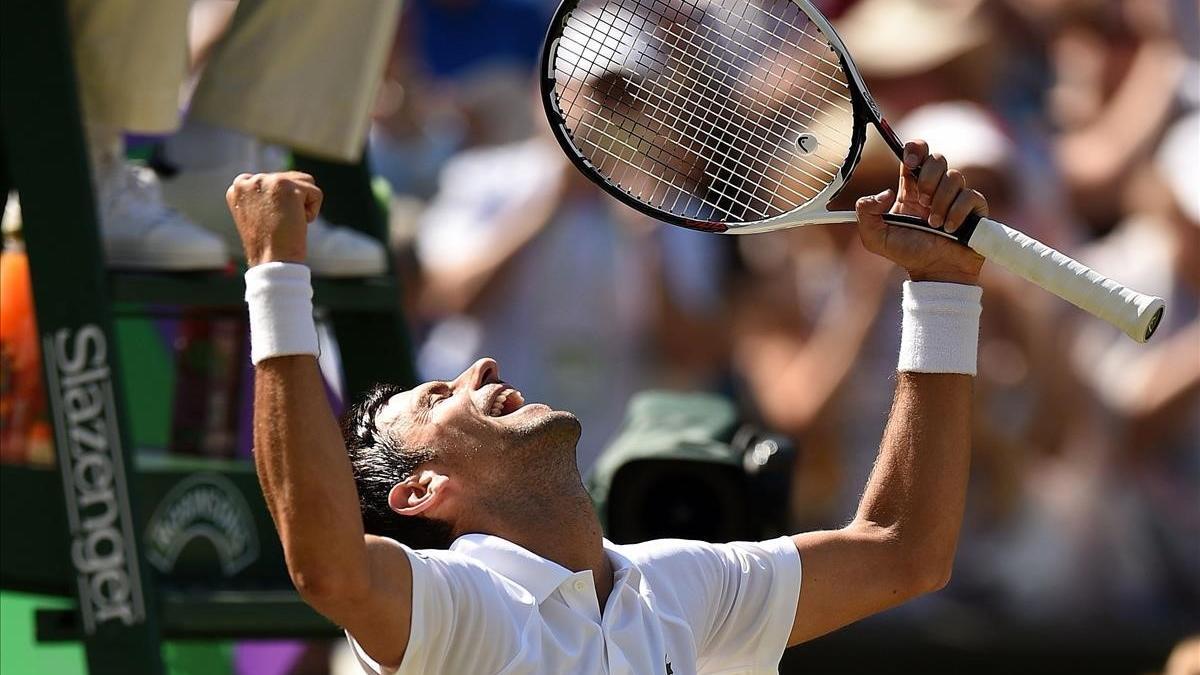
[226,171,323,266]
[854,141,986,286]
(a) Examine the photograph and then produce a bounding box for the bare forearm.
[1125,322,1200,449]
[763,293,883,431]
[853,372,972,575]
[1056,40,1182,191]
[787,372,974,645]
[254,356,369,596]
[789,144,984,647]
[419,178,563,315]
[229,173,414,661]
[740,273,888,433]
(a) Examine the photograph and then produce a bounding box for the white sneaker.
[155,122,257,249]
[93,157,228,271]
[159,123,387,277]
[306,215,387,277]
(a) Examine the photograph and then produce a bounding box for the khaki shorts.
[69,0,400,161]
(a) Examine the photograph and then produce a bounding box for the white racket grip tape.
[966,218,1165,342]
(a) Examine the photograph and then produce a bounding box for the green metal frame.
[0,0,414,672]
[2,1,165,671]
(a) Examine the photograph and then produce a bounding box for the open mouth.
[487,386,526,417]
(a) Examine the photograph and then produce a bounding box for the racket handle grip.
[965,217,1165,342]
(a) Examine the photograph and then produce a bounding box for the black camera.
[588,391,796,544]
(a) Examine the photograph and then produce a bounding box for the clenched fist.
[226,172,323,267]
[854,140,986,286]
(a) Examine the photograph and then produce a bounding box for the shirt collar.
[449,534,640,604]
[604,541,642,589]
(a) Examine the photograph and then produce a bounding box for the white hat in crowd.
[1155,110,1200,224]
[896,101,1013,171]
[835,0,990,78]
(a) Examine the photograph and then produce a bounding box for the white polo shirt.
[347,534,802,675]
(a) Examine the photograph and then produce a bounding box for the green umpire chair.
[0,0,414,673]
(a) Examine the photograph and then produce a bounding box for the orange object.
[0,236,49,465]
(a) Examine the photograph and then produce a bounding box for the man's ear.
[387,470,449,517]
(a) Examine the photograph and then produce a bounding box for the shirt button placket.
[564,574,601,623]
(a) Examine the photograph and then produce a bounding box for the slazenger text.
[46,325,145,633]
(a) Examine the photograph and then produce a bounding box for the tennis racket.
[539,0,1165,342]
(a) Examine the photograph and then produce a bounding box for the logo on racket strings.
[796,133,818,154]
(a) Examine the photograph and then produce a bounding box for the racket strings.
[672,0,851,109]
[552,0,855,223]
[562,53,738,211]
[592,3,838,218]
[556,12,706,208]
[620,39,830,200]
[637,14,846,177]
[566,0,809,210]
[558,0,771,214]
[559,2,748,214]
[559,0,784,217]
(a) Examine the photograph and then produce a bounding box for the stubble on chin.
[494,411,583,484]
[508,410,579,449]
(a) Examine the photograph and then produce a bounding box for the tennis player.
[230,140,987,674]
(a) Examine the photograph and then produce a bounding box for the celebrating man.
[229,140,986,674]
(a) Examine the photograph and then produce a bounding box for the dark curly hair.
[342,383,454,550]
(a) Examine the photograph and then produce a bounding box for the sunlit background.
[1,0,1197,673]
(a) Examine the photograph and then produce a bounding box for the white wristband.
[245,262,319,365]
[898,281,982,375]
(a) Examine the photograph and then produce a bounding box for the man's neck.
[474,481,615,609]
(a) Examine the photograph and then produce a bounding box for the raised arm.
[228,173,414,666]
[787,144,986,646]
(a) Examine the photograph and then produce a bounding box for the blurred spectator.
[407,0,547,83]
[1045,0,1188,235]
[412,130,726,471]
[722,1,1198,632]
[837,0,995,116]
[730,227,895,527]
[839,0,1084,249]
[1074,112,1200,455]
[1160,635,1200,675]
[368,0,551,201]
[1064,111,1200,623]
[67,0,394,274]
[368,31,463,200]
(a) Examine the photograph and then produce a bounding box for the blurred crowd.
[374,0,1200,633]
[1,0,1197,669]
